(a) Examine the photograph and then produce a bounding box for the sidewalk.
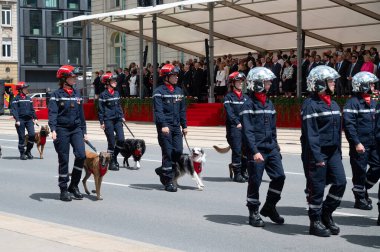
[0,211,180,252]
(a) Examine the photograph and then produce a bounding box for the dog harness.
[193,161,202,174]
[39,136,46,145]
[99,162,108,177]
[134,149,142,157]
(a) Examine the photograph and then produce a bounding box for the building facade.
[0,1,18,85]
[19,0,91,91]
[91,0,194,73]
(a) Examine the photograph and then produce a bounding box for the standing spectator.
[302,56,310,93]
[335,55,350,95]
[315,55,323,66]
[361,54,375,74]
[264,57,272,69]
[307,55,317,76]
[271,55,282,95]
[116,67,126,97]
[129,68,139,97]
[230,59,239,73]
[181,64,192,96]
[346,55,363,95]
[215,62,227,102]
[282,60,295,97]
[192,62,204,99]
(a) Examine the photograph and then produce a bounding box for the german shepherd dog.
[26,125,50,159]
[173,152,205,190]
[119,139,146,169]
[82,151,112,200]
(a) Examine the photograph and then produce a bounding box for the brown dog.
[82,151,111,200]
[25,125,50,159]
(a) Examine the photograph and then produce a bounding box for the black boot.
[60,189,72,202]
[260,202,284,224]
[25,142,34,159]
[241,165,249,181]
[108,156,119,171]
[165,183,177,192]
[365,190,372,205]
[232,164,246,183]
[377,203,380,226]
[249,209,265,227]
[68,185,83,200]
[155,167,168,186]
[309,220,331,237]
[321,209,340,235]
[354,198,372,210]
[20,153,27,160]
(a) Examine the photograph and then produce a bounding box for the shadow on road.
[202,177,231,182]
[204,214,247,226]
[341,235,380,249]
[129,183,199,191]
[29,193,60,201]
[276,206,308,216]
[2,156,23,160]
[333,215,377,227]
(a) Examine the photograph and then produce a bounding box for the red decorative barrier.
[34,102,303,128]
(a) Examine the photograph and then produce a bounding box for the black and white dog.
[173,148,206,190]
[119,139,146,169]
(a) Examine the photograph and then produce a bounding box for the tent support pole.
[296,0,302,98]
[208,2,215,103]
[139,15,144,98]
[152,0,158,90]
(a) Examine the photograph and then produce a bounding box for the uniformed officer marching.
[224,71,249,183]
[343,71,379,211]
[153,64,187,192]
[241,67,286,227]
[11,82,38,160]
[98,73,125,171]
[48,65,87,202]
[301,65,346,237]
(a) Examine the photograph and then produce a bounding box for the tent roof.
[59,0,380,56]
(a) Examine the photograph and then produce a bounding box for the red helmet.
[160,64,179,77]
[56,65,80,79]
[228,72,246,83]
[101,73,117,84]
[16,81,30,90]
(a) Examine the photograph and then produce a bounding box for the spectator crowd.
[93,44,380,101]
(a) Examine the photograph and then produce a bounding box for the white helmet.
[352,71,379,93]
[307,65,340,92]
[246,67,276,92]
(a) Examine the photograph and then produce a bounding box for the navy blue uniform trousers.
[156,125,183,181]
[54,127,86,190]
[16,119,35,154]
[104,119,124,156]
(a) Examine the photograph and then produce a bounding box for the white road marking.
[54,176,131,187]
[0,138,52,142]
[334,212,367,217]
[285,171,352,180]
[1,146,18,149]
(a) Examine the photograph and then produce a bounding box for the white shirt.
[129,75,137,96]
[216,70,226,86]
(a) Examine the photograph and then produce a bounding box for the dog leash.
[183,133,192,154]
[85,140,97,153]
[122,121,135,138]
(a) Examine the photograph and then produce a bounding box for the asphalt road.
[0,134,379,251]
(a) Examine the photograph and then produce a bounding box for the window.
[45,0,58,8]
[23,0,37,7]
[2,39,11,57]
[113,33,121,66]
[110,0,120,8]
[2,7,11,26]
[67,40,81,65]
[115,0,120,7]
[50,11,63,36]
[67,0,80,9]
[46,40,60,64]
[29,10,42,36]
[73,13,82,37]
[24,39,38,64]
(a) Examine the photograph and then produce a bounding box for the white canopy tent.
[59,0,380,56]
[59,0,380,98]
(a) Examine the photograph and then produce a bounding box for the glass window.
[113,33,121,66]
[24,39,38,64]
[50,11,63,36]
[67,0,80,9]
[1,7,11,26]
[23,0,37,7]
[46,40,60,64]
[45,0,58,8]
[30,10,42,36]
[67,40,81,65]
[2,40,11,57]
